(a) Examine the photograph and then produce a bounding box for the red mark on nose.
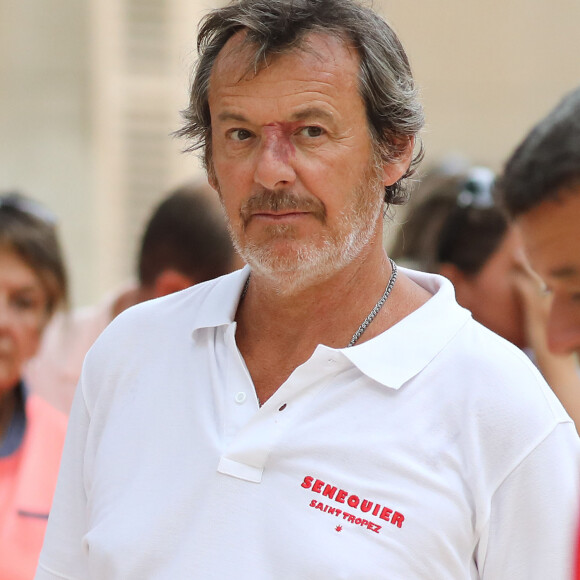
[262,123,296,163]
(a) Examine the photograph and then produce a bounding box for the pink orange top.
[0,390,67,580]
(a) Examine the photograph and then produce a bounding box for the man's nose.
[547,298,580,356]
[253,132,297,190]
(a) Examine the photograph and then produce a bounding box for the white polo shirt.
[36,267,580,579]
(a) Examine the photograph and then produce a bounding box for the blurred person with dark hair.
[495,87,580,579]
[0,193,68,580]
[25,180,237,414]
[136,179,238,299]
[497,87,580,432]
[392,165,580,426]
[36,1,579,578]
[499,87,580,355]
[392,166,527,347]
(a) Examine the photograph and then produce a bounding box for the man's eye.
[229,129,253,141]
[299,126,324,138]
[11,294,43,312]
[13,297,34,310]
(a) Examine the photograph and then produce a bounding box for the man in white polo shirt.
[36,1,580,578]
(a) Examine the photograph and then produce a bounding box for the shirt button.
[234,392,247,404]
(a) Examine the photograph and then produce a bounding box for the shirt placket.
[218,341,349,483]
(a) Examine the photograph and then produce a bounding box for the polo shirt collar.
[340,268,471,389]
[189,266,251,330]
[191,266,471,391]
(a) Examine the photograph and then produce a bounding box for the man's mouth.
[251,209,310,219]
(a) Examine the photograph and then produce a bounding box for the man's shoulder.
[397,268,555,399]
[450,317,541,381]
[442,318,571,426]
[110,269,243,330]
[85,269,246,361]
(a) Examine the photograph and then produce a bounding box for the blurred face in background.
[440,227,529,349]
[0,247,49,392]
[517,188,580,356]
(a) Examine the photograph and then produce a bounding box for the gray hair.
[0,192,68,315]
[498,85,580,218]
[176,0,424,205]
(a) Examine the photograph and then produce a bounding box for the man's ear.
[381,136,415,186]
[153,270,197,298]
[208,173,218,192]
[207,161,219,193]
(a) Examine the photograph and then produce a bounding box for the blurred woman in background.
[391,164,580,428]
[0,193,68,579]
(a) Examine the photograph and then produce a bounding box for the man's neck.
[234,246,429,404]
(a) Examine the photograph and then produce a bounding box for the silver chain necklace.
[347,258,397,347]
[238,257,398,348]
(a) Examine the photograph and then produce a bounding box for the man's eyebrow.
[15,285,43,294]
[216,111,249,123]
[549,265,579,279]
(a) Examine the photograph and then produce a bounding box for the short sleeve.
[478,421,580,579]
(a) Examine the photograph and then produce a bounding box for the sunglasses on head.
[0,192,57,225]
[455,167,496,210]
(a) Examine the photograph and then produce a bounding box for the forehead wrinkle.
[289,106,335,123]
[211,32,359,99]
[214,29,358,81]
[216,77,346,101]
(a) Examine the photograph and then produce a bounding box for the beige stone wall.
[378,0,580,170]
[375,0,580,244]
[0,0,92,303]
[1,0,579,305]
